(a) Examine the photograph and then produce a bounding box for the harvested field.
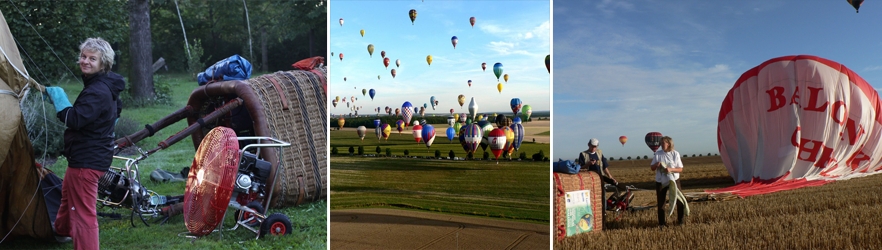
[556,156,882,249]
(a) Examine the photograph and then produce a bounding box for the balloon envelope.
[619,136,628,146]
[430,96,437,110]
[468,97,478,121]
[461,124,482,154]
[446,127,456,142]
[503,74,509,83]
[401,101,414,125]
[367,44,374,57]
[356,126,366,141]
[510,123,525,151]
[510,98,522,116]
[488,128,507,160]
[337,117,345,129]
[381,123,391,140]
[447,116,455,127]
[396,59,401,68]
[469,17,476,27]
[362,88,366,96]
[369,89,376,100]
[497,83,503,93]
[467,80,472,87]
[339,18,344,26]
[381,50,386,58]
[360,29,365,37]
[716,55,882,196]
[481,62,487,71]
[522,105,532,121]
[384,57,390,68]
[409,9,417,24]
[373,119,381,128]
[391,69,396,78]
[426,55,433,65]
[396,120,405,134]
[493,62,503,80]
[645,132,662,152]
[451,36,458,49]
[339,53,343,61]
[412,124,423,143]
[422,124,436,148]
[545,55,550,73]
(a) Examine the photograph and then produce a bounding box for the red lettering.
[797,138,821,162]
[791,126,801,147]
[840,118,865,146]
[805,87,828,112]
[846,150,870,170]
[767,86,786,112]
[814,145,834,168]
[831,101,847,125]
[790,86,800,106]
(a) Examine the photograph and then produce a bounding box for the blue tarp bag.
[553,158,580,174]
[197,54,252,85]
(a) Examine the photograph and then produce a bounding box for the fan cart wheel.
[235,201,265,227]
[259,213,292,237]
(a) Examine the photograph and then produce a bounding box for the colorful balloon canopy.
[356,126,366,141]
[373,119,381,128]
[381,123,391,140]
[409,9,417,25]
[381,50,386,58]
[521,105,532,121]
[367,44,374,57]
[645,132,662,152]
[451,36,458,49]
[362,88,367,96]
[848,0,863,13]
[384,57,390,68]
[497,83,503,93]
[337,117,345,129]
[469,16,476,28]
[510,123,524,151]
[422,124,436,148]
[391,69,396,78]
[396,120,405,134]
[461,123,482,154]
[450,109,455,115]
[715,55,882,197]
[339,53,343,61]
[458,94,466,108]
[360,29,365,37]
[430,96,437,110]
[503,74,509,83]
[426,55,433,66]
[488,128,507,160]
[545,55,550,73]
[339,18,344,26]
[493,62,503,81]
[369,89,376,100]
[510,98,522,116]
[446,127,456,142]
[619,136,628,146]
[412,124,423,143]
[467,80,472,87]
[401,101,414,126]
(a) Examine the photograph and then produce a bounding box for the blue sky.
[553,0,882,160]
[329,1,550,118]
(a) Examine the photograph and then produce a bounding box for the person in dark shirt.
[578,138,618,186]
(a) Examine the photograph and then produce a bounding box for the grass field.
[329,122,551,223]
[555,156,882,249]
[6,73,326,249]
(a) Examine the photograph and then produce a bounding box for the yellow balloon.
[360,29,365,37]
[457,94,465,107]
[367,44,374,57]
[503,74,509,83]
[335,96,340,102]
[497,82,503,93]
[383,124,392,140]
[337,117,345,129]
[426,55,433,66]
[454,113,460,122]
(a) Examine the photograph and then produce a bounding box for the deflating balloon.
[367,44,374,57]
[369,89,376,100]
[488,128,507,160]
[645,132,662,152]
[451,36,458,49]
[412,124,423,143]
[402,101,414,125]
[446,127,456,142]
[469,17,476,28]
[422,124,436,148]
[545,55,550,73]
[426,55,433,66]
[493,62,503,80]
[409,9,417,25]
[619,136,628,146]
[468,97,478,121]
[356,126,366,141]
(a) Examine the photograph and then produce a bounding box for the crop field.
[556,156,882,249]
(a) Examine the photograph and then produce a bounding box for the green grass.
[14,73,326,249]
[329,127,551,223]
[535,131,550,136]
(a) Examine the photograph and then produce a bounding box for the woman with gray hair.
[44,37,126,249]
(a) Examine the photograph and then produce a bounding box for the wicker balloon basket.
[553,171,603,241]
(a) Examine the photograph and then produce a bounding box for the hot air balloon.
[482,62,487,71]
[497,83,503,93]
[447,116,456,127]
[369,89,376,100]
[360,29,365,37]
[342,97,347,102]
[339,53,343,61]
[469,16,476,28]
[477,114,485,121]
[337,117,345,129]
[395,108,400,117]
[373,119,381,128]
[645,132,662,152]
[714,55,882,197]
[465,118,473,125]
[545,55,550,73]
[493,62,503,81]
[510,123,524,151]
[381,50,386,58]
[619,136,628,146]
[409,9,417,24]
[378,75,381,80]
[422,124,436,149]
[512,116,522,124]
[446,127,456,142]
[494,114,506,128]
[412,124,423,143]
[375,126,382,140]
[468,97,478,120]
[367,44,374,57]
[362,89,367,96]
[383,57,390,68]
[332,99,338,107]
[401,101,414,125]
[426,55,433,66]
[339,18,344,26]
[488,128,507,161]
[391,69,397,78]
[502,126,515,156]
[461,123,482,154]
[356,126,366,141]
[848,0,863,13]
[510,98,522,116]
[396,120,405,134]
[412,120,419,126]
[418,106,425,117]
[380,123,391,140]
[458,94,466,108]
[451,36,458,49]
[522,105,532,122]
[450,109,455,115]
[503,74,509,83]
[468,80,472,87]
[430,96,437,110]
[335,96,340,103]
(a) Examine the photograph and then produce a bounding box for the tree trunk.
[129,0,154,100]
[260,26,267,73]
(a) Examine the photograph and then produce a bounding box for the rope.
[6,0,79,80]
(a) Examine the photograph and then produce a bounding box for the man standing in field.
[579,138,618,186]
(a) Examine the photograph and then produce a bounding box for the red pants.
[55,167,103,250]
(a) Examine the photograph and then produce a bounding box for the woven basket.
[553,171,603,241]
[243,69,327,207]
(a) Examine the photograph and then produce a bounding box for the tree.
[375,146,381,155]
[348,146,354,155]
[357,146,364,155]
[434,150,441,158]
[448,150,455,159]
[331,147,337,155]
[404,149,409,156]
[129,0,155,101]
[385,148,391,157]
